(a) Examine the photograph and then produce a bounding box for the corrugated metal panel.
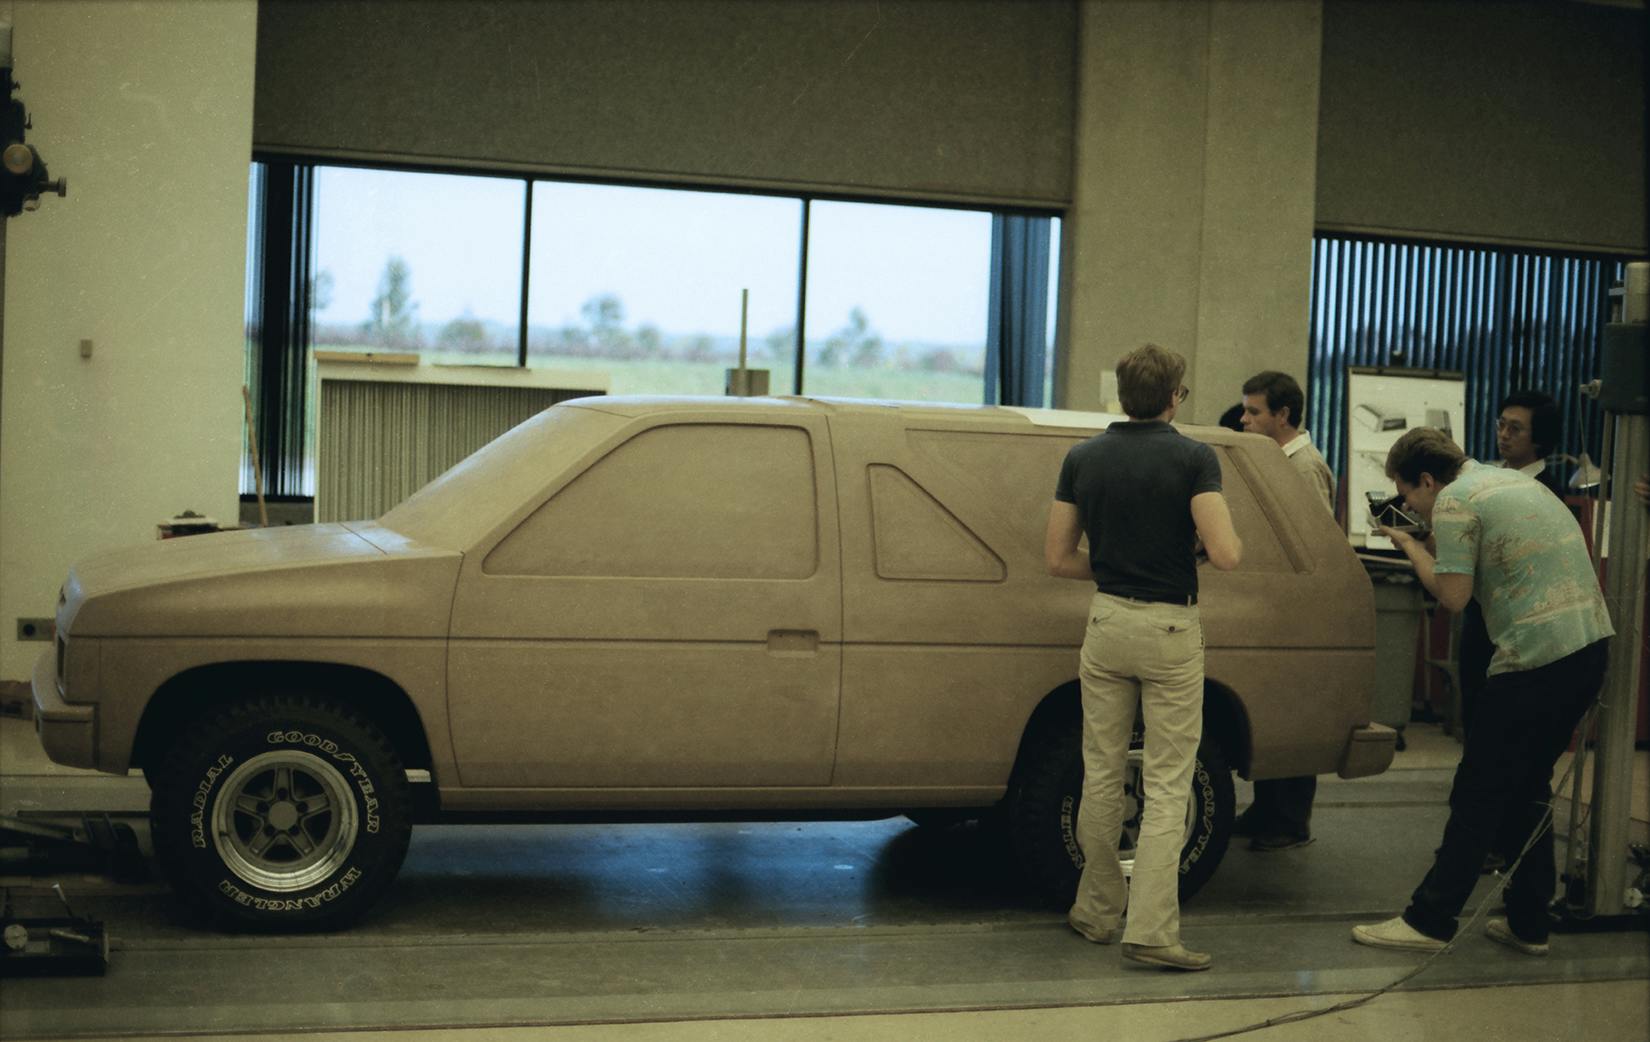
[316,380,584,522]
[1308,235,1623,481]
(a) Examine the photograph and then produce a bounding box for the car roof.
[565,394,1022,421]
[562,394,1252,443]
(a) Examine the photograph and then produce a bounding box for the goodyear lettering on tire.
[266,729,380,834]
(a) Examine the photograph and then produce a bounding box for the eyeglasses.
[1174,385,1191,403]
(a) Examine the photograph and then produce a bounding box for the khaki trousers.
[1069,591,1204,948]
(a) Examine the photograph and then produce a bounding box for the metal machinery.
[1563,260,1650,925]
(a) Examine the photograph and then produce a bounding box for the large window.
[314,168,525,363]
[527,183,802,395]
[804,201,992,402]
[244,160,1063,497]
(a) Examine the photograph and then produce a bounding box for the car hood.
[59,522,462,639]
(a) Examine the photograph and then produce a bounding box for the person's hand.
[1378,524,1418,552]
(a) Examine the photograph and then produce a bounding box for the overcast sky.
[307,166,1056,347]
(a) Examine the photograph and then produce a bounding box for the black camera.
[1366,491,1429,537]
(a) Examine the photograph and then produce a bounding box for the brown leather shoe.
[1121,942,1212,971]
[1068,915,1121,944]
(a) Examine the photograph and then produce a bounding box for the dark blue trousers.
[1403,638,1610,943]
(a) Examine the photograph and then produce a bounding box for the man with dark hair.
[1352,427,1612,956]
[1046,343,1243,972]
[1234,370,1334,851]
[1240,371,1335,513]
[1460,389,1567,870]
[1496,389,1565,496]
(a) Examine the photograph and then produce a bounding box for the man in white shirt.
[1240,371,1335,513]
[1235,371,1336,851]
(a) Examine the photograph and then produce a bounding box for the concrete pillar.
[1058,0,1322,424]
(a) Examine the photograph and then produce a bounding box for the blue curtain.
[244,160,315,498]
[985,214,1052,407]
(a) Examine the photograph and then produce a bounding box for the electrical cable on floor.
[1158,750,1587,1042]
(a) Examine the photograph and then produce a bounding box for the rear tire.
[1006,714,1234,906]
[149,692,411,932]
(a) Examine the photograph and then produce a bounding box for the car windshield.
[378,401,626,551]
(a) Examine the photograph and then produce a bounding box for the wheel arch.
[1007,680,1082,783]
[1201,678,1253,779]
[1009,677,1252,779]
[132,661,434,776]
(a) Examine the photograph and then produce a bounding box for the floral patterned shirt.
[1433,461,1613,674]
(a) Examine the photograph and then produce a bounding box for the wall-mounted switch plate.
[16,618,55,641]
[79,338,93,359]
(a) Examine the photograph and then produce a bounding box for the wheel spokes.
[286,827,317,857]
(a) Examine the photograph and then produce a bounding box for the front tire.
[1006,714,1234,907]
[149,693,412,931]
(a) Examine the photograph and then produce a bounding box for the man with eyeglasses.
[1046,345,1242,971]
[1494,390,1566,498]
[1460,390,1567,873]
[1233,371,1335,852]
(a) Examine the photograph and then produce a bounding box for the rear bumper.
[31,645,96,769]
[1336,723,1397,779]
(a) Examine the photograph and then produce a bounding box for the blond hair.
[1385,427,1467,485]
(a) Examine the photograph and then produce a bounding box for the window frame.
[245,153,1063,499]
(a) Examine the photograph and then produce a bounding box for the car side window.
[868,464,1005,581]
[906,429,1081,561]
[1212,446,1293,572]
[483,423,819,579]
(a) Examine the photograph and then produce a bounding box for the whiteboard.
[1345,367,1467,550]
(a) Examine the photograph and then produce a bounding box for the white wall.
[1058,0,1322,422]
[0,0,256,680]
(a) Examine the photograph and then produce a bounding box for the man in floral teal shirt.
[1352,427,1613,956]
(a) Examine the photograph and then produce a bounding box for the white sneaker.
[1486,918,1549,956]
[1351,916,1446,952]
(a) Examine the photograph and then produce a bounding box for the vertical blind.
[243,162,315,499]
[1308,235,1624,481]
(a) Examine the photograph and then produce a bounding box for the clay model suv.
[33,396,1392,929]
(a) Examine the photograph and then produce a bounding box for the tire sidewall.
[1015,726,1234,904]
[152,700,409,930]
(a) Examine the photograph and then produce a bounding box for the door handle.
[767,629,819,653]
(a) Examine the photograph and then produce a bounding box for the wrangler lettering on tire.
[149,693,411,931]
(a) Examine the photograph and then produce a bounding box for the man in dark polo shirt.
[1045,343,1243,972]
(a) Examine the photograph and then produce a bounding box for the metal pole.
[1585,261,1649,918]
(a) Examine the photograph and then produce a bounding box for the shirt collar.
[1500,459,1546,477]
[1107,419,1172,433]
[1280,430,1313,457]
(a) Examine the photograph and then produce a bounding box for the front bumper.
[1336,723,1397,779]
[31,645,96,768]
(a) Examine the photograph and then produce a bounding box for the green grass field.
[311,347,990,403]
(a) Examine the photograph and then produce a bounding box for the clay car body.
[34,396,1392,928]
